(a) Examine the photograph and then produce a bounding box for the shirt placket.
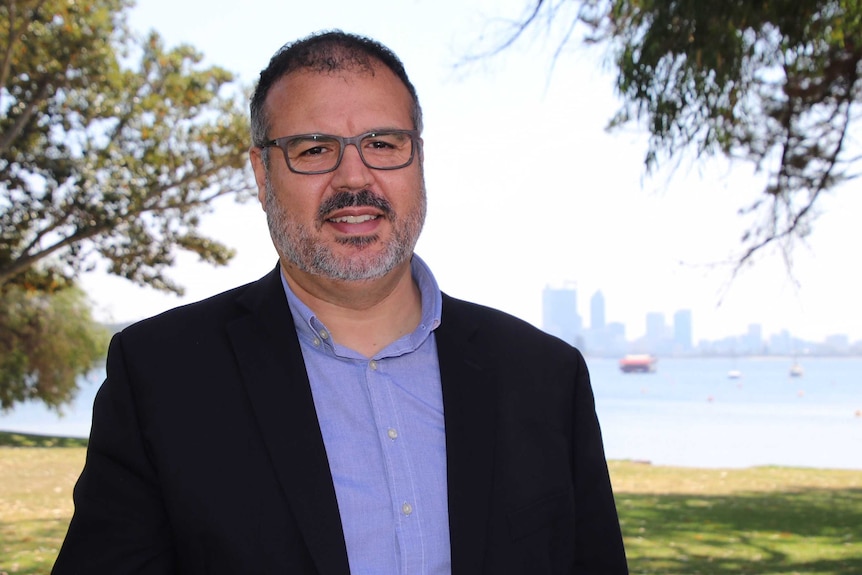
[364,357,424,574]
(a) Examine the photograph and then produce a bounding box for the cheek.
[386,171,425,209]
[282,196,320,226]
[269,176,326,218]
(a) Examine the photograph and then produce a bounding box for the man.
[53,31,628,574]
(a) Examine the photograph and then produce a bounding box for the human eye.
[363,132,408,152]
[288,136,338,159]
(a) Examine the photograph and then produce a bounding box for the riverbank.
[1,432,859,574]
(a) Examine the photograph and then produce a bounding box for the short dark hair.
[250,30,423,148]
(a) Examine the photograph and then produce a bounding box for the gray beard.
[264,177,426,281]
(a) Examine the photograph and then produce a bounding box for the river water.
[590,356,862,469]
[1,356,859,469]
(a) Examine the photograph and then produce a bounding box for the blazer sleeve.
[52,332,176,574]
[571,351,628,573]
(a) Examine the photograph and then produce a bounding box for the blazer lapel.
[227,266,349,575]
[436,294,498,574]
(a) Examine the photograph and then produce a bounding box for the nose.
[331,142,373,189]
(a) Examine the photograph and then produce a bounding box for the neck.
[281,258,422,357]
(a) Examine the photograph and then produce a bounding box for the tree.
[0,284,109,411]
[0,0,253,410]
[1,0,253,294]
[478,0,862,268]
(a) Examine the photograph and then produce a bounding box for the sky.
[79,0,862,344]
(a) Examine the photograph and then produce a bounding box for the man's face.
[251,65,426,282]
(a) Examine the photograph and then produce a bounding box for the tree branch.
[736,72,856,270]
[0,78,52,154]
[0,175,254,287]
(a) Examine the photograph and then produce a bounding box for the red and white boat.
[618,354,657,373]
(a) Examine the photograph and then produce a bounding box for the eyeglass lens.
[285,132,414,173]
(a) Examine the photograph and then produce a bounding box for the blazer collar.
[228,264,350,575]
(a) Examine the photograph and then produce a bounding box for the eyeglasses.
[262,129,420,175]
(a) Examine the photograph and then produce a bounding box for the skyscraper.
[542,284,582,345]
[590,291,606,331]
[673,309,693,352]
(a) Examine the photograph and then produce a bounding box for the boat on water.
[789,362,804,377]
[727,369,742,379]
[619,354,657,373]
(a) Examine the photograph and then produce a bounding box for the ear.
[249,147,269,209]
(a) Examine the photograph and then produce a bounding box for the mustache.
[318,190,393,219]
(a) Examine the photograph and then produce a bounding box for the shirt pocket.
[507,486,575,541]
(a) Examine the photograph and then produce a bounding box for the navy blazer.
[53,264,628,574]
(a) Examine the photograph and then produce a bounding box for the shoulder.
[119,266,281,346]
[440,292,582,360]
[123,282,249,336]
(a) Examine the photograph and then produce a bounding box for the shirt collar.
[281,254,443,359]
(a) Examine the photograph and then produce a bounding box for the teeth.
[330,214,378,224]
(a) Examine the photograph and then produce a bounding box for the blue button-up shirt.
[282,255,451,575]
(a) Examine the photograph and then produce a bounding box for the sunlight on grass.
[0,443,85,575]
[1,444,860,574]
[610,461,862,574]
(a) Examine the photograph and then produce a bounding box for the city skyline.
[542,284,861,357]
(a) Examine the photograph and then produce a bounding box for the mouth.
[323,208,385,237]
[328,214,380,224]
[318,190,392,236]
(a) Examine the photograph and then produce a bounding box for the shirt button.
[401,502,413,516]
[369,360,378,371]
[319,330,329,340]
[387,428,398,440]
[312,338,321,347]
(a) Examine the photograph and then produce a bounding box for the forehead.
[265,65,414,135]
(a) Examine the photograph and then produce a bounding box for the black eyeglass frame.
[261,129,421,175]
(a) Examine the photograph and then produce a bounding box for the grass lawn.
[0,433,87,575]
[1,431,860,574]
[608,461,862,574]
